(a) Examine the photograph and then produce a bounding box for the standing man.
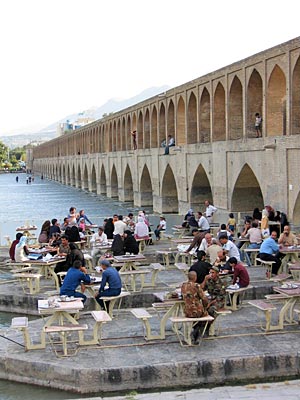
[197,211,210,233]
[255,112,262,138]
[90,227,108,266]
[204,200,217,223]
[181,271,208,344]
[95,259,122,310]
[131,130,137,150]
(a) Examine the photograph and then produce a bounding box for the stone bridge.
[31,37,300,223]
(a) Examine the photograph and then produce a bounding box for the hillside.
[2,85,169,148]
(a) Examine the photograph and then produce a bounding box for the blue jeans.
[244,243,261,267]
[95,287,121,309]
[60,289,87,303]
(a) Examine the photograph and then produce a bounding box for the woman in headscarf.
[104,218,114,239]
[134,217,150,240]
[123,230,139,255]
[15,236,30,262]
[38,220,51,243]
[111,234,125,256]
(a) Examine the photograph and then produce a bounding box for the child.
[227,213,236,234]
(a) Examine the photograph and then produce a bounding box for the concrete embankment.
[0,244,299,395]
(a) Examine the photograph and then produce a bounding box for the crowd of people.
[8,200,298,343]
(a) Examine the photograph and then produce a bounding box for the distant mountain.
[1,85,170,149]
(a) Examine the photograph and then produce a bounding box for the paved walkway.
[77,379,300,399]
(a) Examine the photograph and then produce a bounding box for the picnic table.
[113,254,147,272]
[279,246,300,273]
[273,284,300,329]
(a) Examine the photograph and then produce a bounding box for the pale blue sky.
[0,0,299,135]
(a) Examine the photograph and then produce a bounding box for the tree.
[0,141,8,164]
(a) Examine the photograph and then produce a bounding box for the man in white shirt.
[90,227,108,266]
[199,233,213,252]
[219,234,241,262]
[197,212,210,232]
[113,215,127,236]
[204,200,217,223]
[164,135,175,155]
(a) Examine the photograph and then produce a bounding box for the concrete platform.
[0,243,299,395]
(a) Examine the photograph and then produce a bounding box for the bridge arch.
[77,165,82,188]
[111,165,118,198]
[137,111,143,149]
[292,55,300,135]
[190,164,213,211]
[177,96,186,145]
[231,163,263,212]
[267,65,287,136]
[123,165,133,202]
[167,100,175,137]
[161,164,178,213]
[229,76,243,140]
[187,91,197,144]
[144,108,150,149]
[151,106,158,148]
[247,69,263,137]
[159,103,166,145]
[140,164,153,206]
[100,164,107,195]
[213,82,226,141]
[82,164,88,190]
[91,164,97,192]
[199,87,210,143]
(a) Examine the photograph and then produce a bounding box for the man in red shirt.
[9,233,23,261]
[228,257,250,287]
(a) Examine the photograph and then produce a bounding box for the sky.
[0,0,299,136]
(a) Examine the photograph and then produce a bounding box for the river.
[0,172,182,399]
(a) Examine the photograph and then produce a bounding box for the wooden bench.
[174,262,189,277]
[174,252,193,266]
[13,273,43,294]
[288,263,300,280]
[209,309,232,336]
[97,291,131,317]
[148,263,165,286]
[11,317,46,351]
[244,248,260,266]
[248,300,278,332]
[156,250,174,269]
[256,258,276,279]
[226,285,253,311]
[130,308,154,340]
[44,324,88,357]
[169,315,214,346]
[120,269,151,292]
[270,273,292,283]
[293,308,300,323]
[79,310,112,345]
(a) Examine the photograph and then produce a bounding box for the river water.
[0,172,182,400]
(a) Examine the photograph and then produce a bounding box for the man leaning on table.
[60,259,91,303]
[95,259,122,309]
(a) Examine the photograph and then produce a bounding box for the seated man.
[95,259,122,309]
[189,250,211,284]
[9,233,23,261]
[164,134,175,155]
[278,225,298,263]
[228,257,250,288]
[206,238,223,264]
[60,259,91,303]
[90,226,108,266]
[201,266,226,318]
[219,234,241,262]
[181,271,208,344]
[197,212,210,233]
[259,231,282,275]
[214,249,232,273]
[184,229,205,254]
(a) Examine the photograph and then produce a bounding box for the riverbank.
[0,241,300,396]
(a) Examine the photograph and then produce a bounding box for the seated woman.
[15,236,30,262]
[123,230,139,254]
[111,234,125,256]
[134,217,150,240]
[38,220,51,243]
